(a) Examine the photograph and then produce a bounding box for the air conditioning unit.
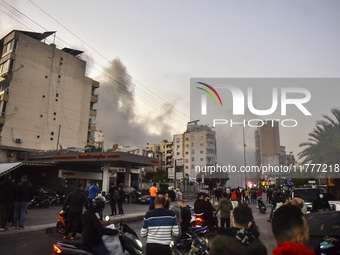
[15,138,22,143]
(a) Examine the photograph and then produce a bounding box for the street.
[0,201,277,255]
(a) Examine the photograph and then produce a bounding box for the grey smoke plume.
[96,58,173,149]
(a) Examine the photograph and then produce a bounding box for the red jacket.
[272,242,316,255]
[256,189,263,197]
[231,191,238,201]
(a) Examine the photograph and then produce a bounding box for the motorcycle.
[28,191,50,208]
[175,227,209,255]
[56,209,67,234]
[53,220,143,255]
[258,198,266,214]
[193,212,218,232]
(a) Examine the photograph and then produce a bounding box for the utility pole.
[243,124,247,187]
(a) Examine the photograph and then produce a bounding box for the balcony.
[0,115,5,124]
[89,109,97,116]
[92,80,99,88]
[0,93,9,102]
[0,52,16,65]
[88,125,96,131]
[0,71,13,85]
[91,94,98,103]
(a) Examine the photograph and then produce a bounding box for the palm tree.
[299,108,340,199]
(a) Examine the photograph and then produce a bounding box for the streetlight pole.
[243,124,247,187]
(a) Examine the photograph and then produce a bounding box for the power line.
[0,0,191,125]
[27,0,190,122]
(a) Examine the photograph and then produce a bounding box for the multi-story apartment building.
[174,122,217,180]
[279,146,295,167]
[159,140,173,170]
[255,120,280,167]
[255,121,295,184]
[145,143,162,172]
[0,30,99,161]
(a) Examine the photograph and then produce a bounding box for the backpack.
[113,190,120,200]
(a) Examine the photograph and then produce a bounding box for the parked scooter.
[53,219,143,255]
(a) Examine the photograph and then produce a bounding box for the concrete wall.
[1,31,93,150]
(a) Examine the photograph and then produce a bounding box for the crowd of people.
[141,184,336,255]
[1,176,337,254]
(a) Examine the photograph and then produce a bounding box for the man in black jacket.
[62,182,89,240]
[13,175,32,229]
[82,195,121,255]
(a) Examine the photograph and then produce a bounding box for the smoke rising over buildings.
[96,58,174,149]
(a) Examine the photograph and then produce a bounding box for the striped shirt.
[141,208,179,245]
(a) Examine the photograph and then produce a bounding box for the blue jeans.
[13,201,28,227]
[149,196,156,211]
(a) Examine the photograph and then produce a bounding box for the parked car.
[138,194,151,204]
[122,186,141,203]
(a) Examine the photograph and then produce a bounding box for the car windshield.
[294,189,320,202]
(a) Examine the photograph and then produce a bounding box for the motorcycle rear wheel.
[56,222,65,234]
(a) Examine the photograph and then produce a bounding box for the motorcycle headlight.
[136,239,143,249]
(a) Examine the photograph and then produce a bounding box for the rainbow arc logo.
[196,82,223,106]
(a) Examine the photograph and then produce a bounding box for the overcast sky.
[1,1,340,184]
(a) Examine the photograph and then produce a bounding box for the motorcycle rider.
[194,193,205,215]
[81,195,122,255]
[203,194,216,230]
[62,182,89,240]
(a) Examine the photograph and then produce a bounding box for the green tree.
[299,108,340,198]
[142,170,169,182]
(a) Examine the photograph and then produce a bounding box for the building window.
[200,143,203,146]
[0,59,13,76]
[200,150,203,154]
[191,150,194,154]
[191,165,195,169]
[200,136,204,139]
[200,158,204,161]
[1,39,17,57]
[185,159,189,163]
[185,144,189,148]
[191,142,194,146]
[191,157,194,161]
[185,166,188,169]
[185,151,189,155]
[185,138,189,141]
[177,145,180,150]
[0,101,7,116]
[177,152,180,155]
